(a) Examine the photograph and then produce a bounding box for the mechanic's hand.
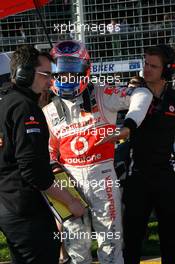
[95,132,117,146]
[53,166,64,174]
[68,198,85,217]
[52,162,64,174]
[95,127,130,146]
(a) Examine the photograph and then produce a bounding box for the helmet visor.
[56,56,89,74]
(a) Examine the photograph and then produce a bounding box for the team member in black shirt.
[0,45,84,264]
[95,45,175,264]
[123,45,175,264]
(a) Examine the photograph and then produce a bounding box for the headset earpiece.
[15,65,35,88]
[162,63,175,80]
[157,45,175,80]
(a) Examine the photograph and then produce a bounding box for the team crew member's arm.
[13,101,85,217]
[95,88,153,145]
[95,126,130,145]
[103,86,152,112]
[124,88,153,130]
[119,88,153,139]
[103,86,152,125]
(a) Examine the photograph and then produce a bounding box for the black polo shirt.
[130,86,175,171]
[0,85,54,215]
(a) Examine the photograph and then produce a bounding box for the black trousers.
[0,202,60,264]
[123,167,175,264]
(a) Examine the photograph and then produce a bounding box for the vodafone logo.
[70,137,89,155]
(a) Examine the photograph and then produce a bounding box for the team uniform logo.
[70,137,89,155]
[169,105,175,112]
[25,115,41,134]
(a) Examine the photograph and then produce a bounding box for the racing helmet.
[50,40,91,99]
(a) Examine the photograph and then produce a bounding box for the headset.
[157,45,175,81]
[15,64,35,88]
[13,46,40,88]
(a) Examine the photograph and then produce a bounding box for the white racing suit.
[43,84,152,264]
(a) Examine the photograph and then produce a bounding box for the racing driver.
[43,40,153,264]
